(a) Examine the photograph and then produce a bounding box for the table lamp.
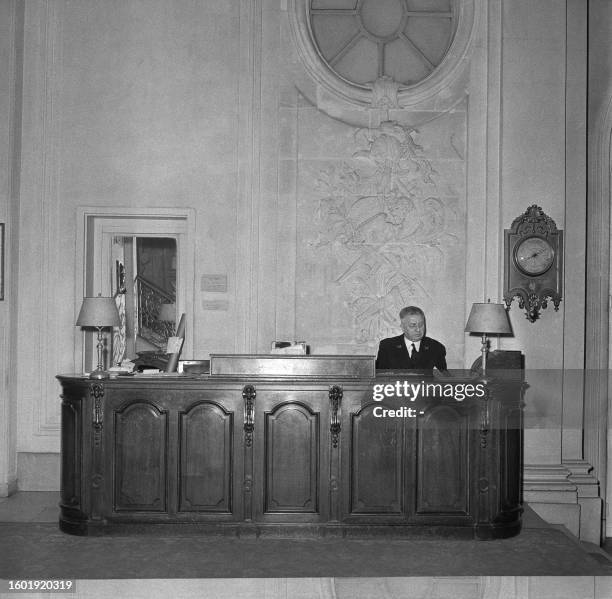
[76,294,121,379]
[464,300,512,375]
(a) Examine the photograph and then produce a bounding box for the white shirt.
[404,337,421,357]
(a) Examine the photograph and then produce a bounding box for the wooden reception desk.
[58,355,525,538]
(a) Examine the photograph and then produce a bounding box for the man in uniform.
[375,306,447,373]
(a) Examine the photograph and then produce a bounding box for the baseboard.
[16,452,60,491]
[527,502,581,538]
[524,462,602,544]
[0,475,18,497]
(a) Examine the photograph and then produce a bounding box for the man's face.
[401,314,425,342]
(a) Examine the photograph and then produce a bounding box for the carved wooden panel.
[498,407,522,518]
[113,402,167,512]
[349,404,404,515]
[416,405,470,514]
[60,398,81,508]
[178,401,233,513]
[264,403,319,513]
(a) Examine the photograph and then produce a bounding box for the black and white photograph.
[1,1,612,598]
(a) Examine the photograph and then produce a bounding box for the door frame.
[74,207,196,373]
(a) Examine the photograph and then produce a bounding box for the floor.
[1,492,612,598]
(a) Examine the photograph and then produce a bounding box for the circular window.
[309,0,457,88]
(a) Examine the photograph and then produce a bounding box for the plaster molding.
[0,0,23,503]
[565,458,599,487]
[586,83,612,535]
[463,0,500,366]
[39,0,63,435]
[524,461,601,543]
[523,464,579,539]
[274,89,300,342]
[561,1,587,466]
[19,0,64,438]
[565,462,603,544]
[523,463,574,489]
[235,0,263,352]
[288,0,476,115]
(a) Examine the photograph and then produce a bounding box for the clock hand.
[521,252,539,263]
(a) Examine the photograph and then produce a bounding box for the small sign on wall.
[202,299,229,311]
[201,274,227,293]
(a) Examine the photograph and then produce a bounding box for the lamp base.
[89,369,110,380]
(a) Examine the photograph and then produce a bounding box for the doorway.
[76,208,195,372]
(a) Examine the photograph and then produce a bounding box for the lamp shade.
[465,302,512,335]
[158,302,176,322]
[76,296,121,328]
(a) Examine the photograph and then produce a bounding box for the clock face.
[514,236,555,275]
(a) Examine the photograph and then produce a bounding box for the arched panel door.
[416,403,473,515]
[264,401,320,514]
[178,401,234,513]
[347,402,406,518]
[112,401,168,512]
[251,388,330,523]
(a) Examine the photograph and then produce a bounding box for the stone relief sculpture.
[371,76,401,110]
[311,120,457,342]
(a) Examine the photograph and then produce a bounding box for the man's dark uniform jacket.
[375,335,447,371]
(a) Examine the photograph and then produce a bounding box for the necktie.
[411,343,417,359]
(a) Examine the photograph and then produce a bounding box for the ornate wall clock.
[503,205,563,322]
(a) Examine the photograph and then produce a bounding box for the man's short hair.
[399,306,425,320]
